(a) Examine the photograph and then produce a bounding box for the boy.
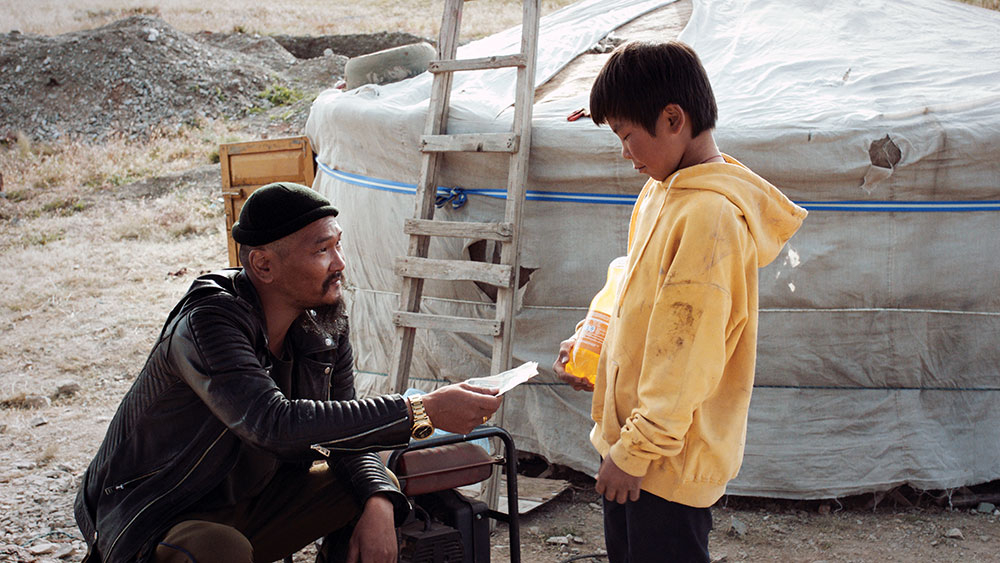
[553,41,807,561]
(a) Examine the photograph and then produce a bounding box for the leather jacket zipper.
[106,428,228,559]
[102,468,163,495]
[310,415,408,456]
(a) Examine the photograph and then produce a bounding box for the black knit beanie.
[232,182,339,246]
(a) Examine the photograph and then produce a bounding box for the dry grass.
[0,119,245,402]
[0,0,580,39]
[0,121,244,242]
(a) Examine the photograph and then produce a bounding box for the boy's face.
[608,106,687,182]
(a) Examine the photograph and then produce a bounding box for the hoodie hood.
[670,154,807,267]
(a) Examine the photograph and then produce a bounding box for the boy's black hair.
[590,41,718,137]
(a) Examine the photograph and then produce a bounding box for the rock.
[51,383,81,400]
[976,502,996,514]
[570,534,586,544]
[546,535,570,545]
[23,395,51,409]
[729,515,747,538]
[527,526,540,535]
[588,502,601,510]
[53,544,75,559]
[29,542,56,555]
[944,528,964,540]
[30,415,49,427]
[817,502,831,515]
[711,554,729,562]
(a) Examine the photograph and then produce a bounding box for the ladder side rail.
[491,0,542,388]
[483,0,540,522]
[389,0,467,393]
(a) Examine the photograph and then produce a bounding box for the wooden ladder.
[389,0,540,406]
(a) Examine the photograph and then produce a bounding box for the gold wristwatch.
[409,395,434,440]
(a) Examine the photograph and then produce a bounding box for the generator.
[398,489,490,563]
[389,426,522,563]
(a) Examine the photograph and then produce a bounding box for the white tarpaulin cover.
[306,0,1000,499]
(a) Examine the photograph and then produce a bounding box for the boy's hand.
[553,336,594,392]
[595,456,642,504]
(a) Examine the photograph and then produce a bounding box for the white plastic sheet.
[307,0,1000,498]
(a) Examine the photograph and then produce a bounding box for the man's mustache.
[322,271,343,293]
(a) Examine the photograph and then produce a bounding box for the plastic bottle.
[565,256,628,384]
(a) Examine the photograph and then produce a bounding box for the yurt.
[305,0,1000,498]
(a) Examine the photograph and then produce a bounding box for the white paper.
[465,361,539,395]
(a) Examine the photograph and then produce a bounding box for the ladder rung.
[395,256,513,287]
[428,54,527,73]
[421,133,519,153]
[405,218,513,242]
[394,311,502,336]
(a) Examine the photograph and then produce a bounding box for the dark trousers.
[603,491,712,563]
[153,463,361,563]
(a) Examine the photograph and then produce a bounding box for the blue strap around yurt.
[318,163,1000,212]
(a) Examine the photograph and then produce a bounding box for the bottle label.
[577,311,611,354]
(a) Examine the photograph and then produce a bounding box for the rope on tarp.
[355,372,1000,392]
[318,162,1000,211]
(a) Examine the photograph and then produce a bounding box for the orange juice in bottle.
[565,256,628,384]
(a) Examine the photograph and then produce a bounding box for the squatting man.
[74,182,504,563]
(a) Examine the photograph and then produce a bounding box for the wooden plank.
[229,151,307,185]
[393,311,502,336]
[223,137,309,156]
[428,54,526,73]
[404,218,512,241]
[395,256,513,287]
[420,133,518,153]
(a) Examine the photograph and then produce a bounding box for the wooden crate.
[220,136,316,266]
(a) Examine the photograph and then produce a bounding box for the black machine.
[389,426,521,563]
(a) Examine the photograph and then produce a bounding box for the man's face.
[272,216,346,309]
[608,108,685,182]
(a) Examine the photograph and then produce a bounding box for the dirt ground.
[1,11,999,563]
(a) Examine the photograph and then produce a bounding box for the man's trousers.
[153,462,360,563]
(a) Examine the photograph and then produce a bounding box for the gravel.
[0,15,358,143]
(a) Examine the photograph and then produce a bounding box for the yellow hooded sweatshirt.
[590,155,807,508]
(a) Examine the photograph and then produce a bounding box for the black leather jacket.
[74,269,412,562]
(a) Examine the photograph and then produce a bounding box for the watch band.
[409,395,434,440]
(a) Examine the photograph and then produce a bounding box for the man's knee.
[154,520,253,563]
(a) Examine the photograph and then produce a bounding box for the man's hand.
[420,383,502,435]
[347,494,397,563]
[595,456,642,504]
[554,336,594,392]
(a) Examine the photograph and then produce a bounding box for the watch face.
[413,425,434,440]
